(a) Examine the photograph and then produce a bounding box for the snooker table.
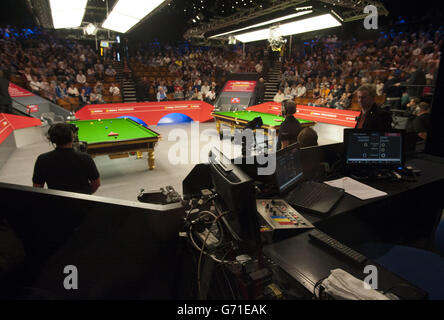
[69,118,161,170]
[212,111,316,144]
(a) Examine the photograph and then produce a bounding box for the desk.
[70,118,161,169]
[263,154,444,299]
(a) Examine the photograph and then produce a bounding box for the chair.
[41,112,64,126]
[360,219,444,300]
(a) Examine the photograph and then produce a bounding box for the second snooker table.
[212,111,316,144]
[69,118,161,170]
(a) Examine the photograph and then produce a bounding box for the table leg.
[148,147,155,170]
[216,121,221,134]
[136,151,143,159]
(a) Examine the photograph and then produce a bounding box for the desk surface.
[263,154,444,300]
[264,231,428,300]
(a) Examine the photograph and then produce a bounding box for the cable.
[313,276,328,300]
[196,211,230,299]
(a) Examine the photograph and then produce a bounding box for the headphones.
[47,123,77,145]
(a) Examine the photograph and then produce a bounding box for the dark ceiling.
[1,0,443,43]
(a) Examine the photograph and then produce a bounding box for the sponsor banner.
[8,83,35,98]
[26,105,39,113]
[247,102,360,128]
[223,81,257,93]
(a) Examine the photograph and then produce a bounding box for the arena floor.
[0,121,338,202]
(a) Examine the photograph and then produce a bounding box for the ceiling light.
[102,0,167,33]
[50,0,87,29]
[234,13,341,43]
[209,10,313,39]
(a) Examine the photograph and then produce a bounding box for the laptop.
[274,143,344,215]
[343,129,406,177]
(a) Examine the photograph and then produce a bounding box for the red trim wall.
[247,102,360,128]
[0,113,42,144]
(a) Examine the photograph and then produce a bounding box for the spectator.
[173,86,184,100]
[191,88,203,101]
[56,82,68,99]
[79,88,90,107]
[94,81,104,95]
[200,81,210,97]
[76,70,86,84]
[67,83,79,97]
[296,83,307,98]
[109,83,120,96]
[406,97,421,115]
[273,89,286,103]
[407,102,431,141]
[90,88,105,104]
[157,87,168,102]
[104,65,116,77]
[205,89,216,104]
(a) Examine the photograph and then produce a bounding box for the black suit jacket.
[355,104,392,131]
[0,78,12,106]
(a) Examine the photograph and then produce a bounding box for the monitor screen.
[275,143,304,194]
[344,129,404,168]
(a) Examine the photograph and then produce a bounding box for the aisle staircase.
[113,60,137,103]
[263,60,282,102]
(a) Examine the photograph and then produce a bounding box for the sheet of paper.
[324,177,388,200]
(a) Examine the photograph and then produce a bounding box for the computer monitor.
[344,129,405,170]
[274,143,304,194]
[208,148,262,252]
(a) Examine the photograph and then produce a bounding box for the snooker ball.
[105,127,108,129]
[90,122,93,125]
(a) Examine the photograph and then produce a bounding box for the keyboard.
[308,229,368,266]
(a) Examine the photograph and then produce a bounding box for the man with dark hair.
[0,70,12,114]
[407,102,431,141]
[355,84,392,130]
[277,100,302,150]
[32,123,100,195]
[297,127,318,148]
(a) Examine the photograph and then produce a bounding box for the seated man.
[297,127,318,148]
[90,88,105,104]
[273,89,286,103]
[157,87,168,102]
[277,100,302,150]
[355,84,392,130]
[406,102,431,141]
[109,83,120,96]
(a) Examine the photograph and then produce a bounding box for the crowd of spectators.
[274,26,442,112]
[130,43,265,103]
[0,26,118,109]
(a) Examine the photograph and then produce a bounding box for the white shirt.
[273,93,286,103]
[76,74,86,84]
[67,87,79,96]
[296,86,306,97]
[109,86,120,96]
